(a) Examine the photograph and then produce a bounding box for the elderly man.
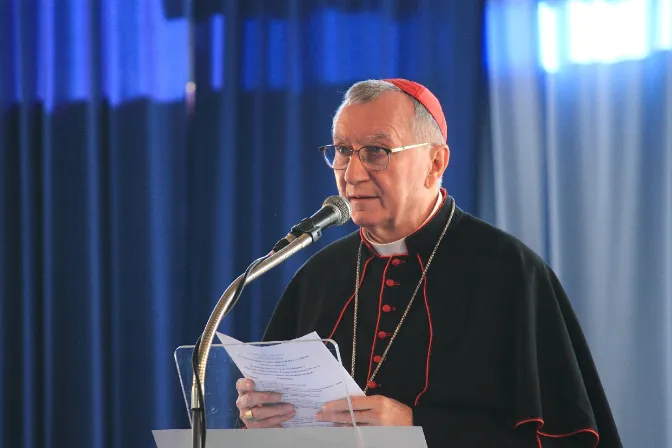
[234,79,622,447]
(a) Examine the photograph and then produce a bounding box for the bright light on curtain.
[538,0,672,73]
[485,1,672,447]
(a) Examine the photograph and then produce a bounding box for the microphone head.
[323,195,351,226]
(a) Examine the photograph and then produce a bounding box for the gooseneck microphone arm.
[191,232,315,447]
[190,195,351,448]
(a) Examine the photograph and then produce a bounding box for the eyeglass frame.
[318,142,433,171]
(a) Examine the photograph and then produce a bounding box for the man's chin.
[351,212,381,229]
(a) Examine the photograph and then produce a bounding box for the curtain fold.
[485,2,672,446]
[1,1,489,446]
[2,1,192,447]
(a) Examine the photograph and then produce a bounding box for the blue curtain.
[1,1,193,447]
[0,1,487,447]
[485,1,672,447]
[189,0,488,341]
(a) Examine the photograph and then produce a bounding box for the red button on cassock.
[367,381,378,389]
[385,279,396,287]
[391,258,401,266]
[378,331,388,339]
[382,304,391,312]
[373,355,382,363]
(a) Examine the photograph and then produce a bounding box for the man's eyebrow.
[332,132,392,145]
[361,132,392,144]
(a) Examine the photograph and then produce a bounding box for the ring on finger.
[244,409,258,422]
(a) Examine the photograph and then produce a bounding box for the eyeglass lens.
[323,146,389,170]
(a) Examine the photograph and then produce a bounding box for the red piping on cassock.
[328,256,375,340]
[367,258,393,385]
[515,417,600,448]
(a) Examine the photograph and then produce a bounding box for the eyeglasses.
[319,143,432,171]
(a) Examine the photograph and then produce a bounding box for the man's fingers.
[321,398,349,412]
[322,396,375,412]
[236,378,255,395]
[242,403,294,421]
[244,410,296,429]
[315,409,375,425]
[259,410,296,427]
[317,396,381,424]
[236,391,282,409]
[333,422,370,427]
[318,395,411,427]
[234,378,296,428]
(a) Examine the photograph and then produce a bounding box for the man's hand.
[235,378,295,428]
[314,395,413,426]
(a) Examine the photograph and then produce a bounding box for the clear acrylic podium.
[151,336,428,448]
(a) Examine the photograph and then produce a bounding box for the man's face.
[332,91,435,234]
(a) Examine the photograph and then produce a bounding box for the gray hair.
[332,79,445,145]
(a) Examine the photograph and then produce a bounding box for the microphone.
[192,195,350,448]
[271,195,351,253]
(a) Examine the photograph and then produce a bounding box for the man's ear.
[425,144,450,189]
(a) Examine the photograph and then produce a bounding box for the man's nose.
[344,154,369,184]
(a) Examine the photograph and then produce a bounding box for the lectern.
[151,340,429,448]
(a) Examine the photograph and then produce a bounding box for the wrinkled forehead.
[331,95,415,145]
[332,131,394,146]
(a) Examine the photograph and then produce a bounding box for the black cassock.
[263,191,622,447]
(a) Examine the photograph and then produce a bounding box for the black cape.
[264,192,622,447]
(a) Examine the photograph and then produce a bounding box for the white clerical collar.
[364,192,443,256]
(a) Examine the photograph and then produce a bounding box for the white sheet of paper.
[216,331,365,428]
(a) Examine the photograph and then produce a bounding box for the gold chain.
[351,197,456,394]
